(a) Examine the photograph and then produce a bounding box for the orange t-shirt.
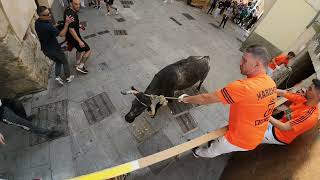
[217,74,277,150]
[274,93,319,144]
[268,54,289,70]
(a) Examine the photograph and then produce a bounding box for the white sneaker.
[107,12,111,15]
[55,77,64,85]
[66,75,75,83]
[115,10,119,15]
[164,0,167,3]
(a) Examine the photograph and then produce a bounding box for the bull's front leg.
[148,103,162,118]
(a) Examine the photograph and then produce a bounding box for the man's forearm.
[269,117,292,131]
[183,92,220,105]
[59,24,69,37]
[69,28,82,43]
[277,89,287,97]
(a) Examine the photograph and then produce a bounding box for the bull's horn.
[121,90,139,95]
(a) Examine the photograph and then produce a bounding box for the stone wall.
[0,2,50,98]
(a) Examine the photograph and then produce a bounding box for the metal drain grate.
[182,13,195,20]
[209,23,219,29]
[30,100,69,146]
[97,30,110,35]
[98,62,108,72]
[114,30,128,35]
[116,18,126,22]
[83,33,97,39]
[175,112,198,134]
[128,117,156,143]
[170,17,182,26]
[168,101,194,115]
[81,92,116,125]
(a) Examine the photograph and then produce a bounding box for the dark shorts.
[69,38,90,52]
[105,0,114,5]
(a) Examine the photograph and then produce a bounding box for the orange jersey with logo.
[274,93,318,144]
[217,74,277,150]
[268,54,289,70]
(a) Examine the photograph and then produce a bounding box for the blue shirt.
[35,19,60,52]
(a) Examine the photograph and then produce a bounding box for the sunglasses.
[41,12,51,17]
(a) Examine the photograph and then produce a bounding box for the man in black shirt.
[65,0,92,74]
[35,6,75,85]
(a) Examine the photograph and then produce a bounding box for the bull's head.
[122,86,152,123]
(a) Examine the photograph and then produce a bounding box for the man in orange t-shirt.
[267,51,295,76]
[262,80,319,145]
[179,45,277,158]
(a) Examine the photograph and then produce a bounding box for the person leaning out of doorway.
[262,79,320,145]
[267,51,296,76]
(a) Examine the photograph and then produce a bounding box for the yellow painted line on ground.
[69,160,139,180]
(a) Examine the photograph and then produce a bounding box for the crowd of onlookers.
[207,0,261,30]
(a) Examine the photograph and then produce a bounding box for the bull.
[123,56,210,123]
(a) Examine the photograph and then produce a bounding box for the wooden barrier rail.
[69,96,292,180]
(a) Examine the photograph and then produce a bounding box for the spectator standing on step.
[262,81,319,145]
[267,51,295,76]
[0,98,64,140]
[105,0,119,15]
[179,45,277,159]
[64,0,92,74]
[246,6,259,30]
[219,6,233,28]
[207,0,218,15]
[219,0,231,15]
[237,4,248,25]
[94,0,101,9]
[35,6,75,85]
[88,0,95,7]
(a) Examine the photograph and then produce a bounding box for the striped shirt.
[274,93,319,144]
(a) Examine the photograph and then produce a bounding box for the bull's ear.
[131,86,139,92]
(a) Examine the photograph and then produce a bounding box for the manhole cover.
[138,131,174,174]
[128,117,156,143]
[81,92,116,125]
[30,100,69,146]
[97,30,110,35]
[83,33,97,39]
[175,112,198,134]
[182,13,195,20]
[114,30,128,36]
[98,62,108,72]
[170,17,182,26]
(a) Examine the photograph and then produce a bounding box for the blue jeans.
[1,106,50,136]
[44,50,71,78]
